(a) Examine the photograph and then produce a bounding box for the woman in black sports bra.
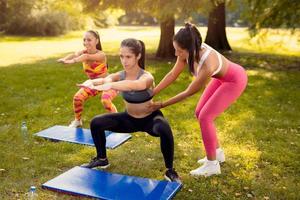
[78,38,181,183]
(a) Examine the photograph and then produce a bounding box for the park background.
[0,0,299,199]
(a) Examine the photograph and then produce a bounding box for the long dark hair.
[87,30,102,51]
[121,38,146,69]
[173,22,202,74]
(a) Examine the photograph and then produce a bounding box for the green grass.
[0,27,299,199]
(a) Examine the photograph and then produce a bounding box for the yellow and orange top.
[82,51,107,79]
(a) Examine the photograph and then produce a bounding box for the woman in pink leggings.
[150,23,248,177]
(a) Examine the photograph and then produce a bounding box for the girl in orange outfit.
[58,30,118,128]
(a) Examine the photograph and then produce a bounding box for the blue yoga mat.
[35,125,131,149]
[42,166,182,200]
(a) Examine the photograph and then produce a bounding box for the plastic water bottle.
[21,121,28,142]
[28,186,37,200]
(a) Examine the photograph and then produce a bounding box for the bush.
[5,11,85,36]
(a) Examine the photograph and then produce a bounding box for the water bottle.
[21,121,28,142]
[28,186,37,200]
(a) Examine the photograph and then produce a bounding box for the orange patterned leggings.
[73,87,118,120]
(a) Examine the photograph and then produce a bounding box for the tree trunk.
[205,1,231,51]
[0,0,7,31]
[156,15,175,58]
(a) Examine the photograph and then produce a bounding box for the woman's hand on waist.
[146,101,162,112]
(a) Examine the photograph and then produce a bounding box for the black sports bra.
[119,69,153,103]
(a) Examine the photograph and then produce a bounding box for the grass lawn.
[0,26,299,199]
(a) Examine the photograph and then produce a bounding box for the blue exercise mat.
[42,166,182,200]
[35,125,131,149]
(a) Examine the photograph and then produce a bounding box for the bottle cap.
[30,186,36,191]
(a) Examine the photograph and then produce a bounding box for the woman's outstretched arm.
[153,57,186,95]
[57,50,85,63]
[155,63,212,109]
[94,73,154,92]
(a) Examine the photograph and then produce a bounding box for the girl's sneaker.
[190,160,221,177]
[69,119,82,128]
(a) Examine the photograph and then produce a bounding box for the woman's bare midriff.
[125,99,153,118]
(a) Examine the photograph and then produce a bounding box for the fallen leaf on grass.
[247,193,253,198]
[243,187,249,190]
[235,192,242,197]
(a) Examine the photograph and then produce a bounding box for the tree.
[81,0,204,58]
[136,0,204,58]
[204,0,232,51]
[156,15,175,58]
[0,0,7,31]
[152,0,176,58]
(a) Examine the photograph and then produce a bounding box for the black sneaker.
[81,157,110,169]
[164,168,182,184]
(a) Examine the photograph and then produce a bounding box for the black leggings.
[90,110,174,169]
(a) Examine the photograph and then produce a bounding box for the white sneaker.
[197,148,225,164]
[190,160,221,177]
[68,119,82,128]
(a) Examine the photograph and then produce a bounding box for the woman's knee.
[154,121,173,138]
[197,111,214,124]
[73,94,85,103]
[90,116,106,131]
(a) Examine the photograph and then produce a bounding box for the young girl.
[149,23,248,177]
[79,38,181,183]
[57,30,118,128]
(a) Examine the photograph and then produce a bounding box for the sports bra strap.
[136,69,145,79]
[198,49,211,71]
[119,71,126,80]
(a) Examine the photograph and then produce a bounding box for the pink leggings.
[195,62,248,157]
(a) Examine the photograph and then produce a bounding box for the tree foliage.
[81,0,205,22]
[243,0,300,35]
